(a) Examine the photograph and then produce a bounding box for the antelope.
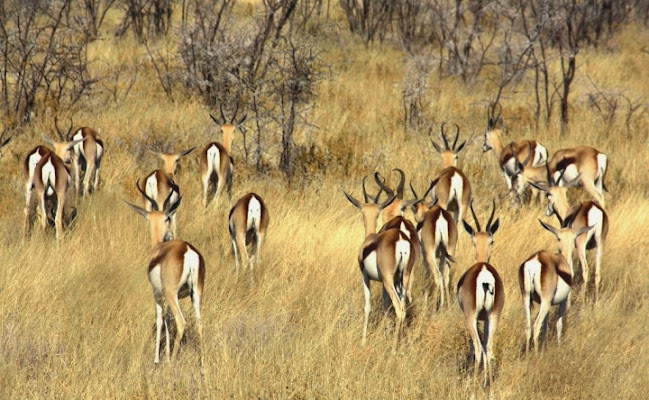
[228,192,270,279]
[510,143,551,200]
[430,122,466,168]
[547,146,608,207]
[482,103,548,192]
[457,199,503,387]
[142,146,194,235]
[375,171,421,303]
[124,192,205,368]
[345,179,416,347]
[530,171,609,302]
[24,119,86,240]
[201,107,247,208]
[519,219,592,353]
[408,180,458,308]
[69,126,104,196]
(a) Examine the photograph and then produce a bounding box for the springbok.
[345,179,416,347]
[428,166,472,225]
[482,103,548,192]
[24,121,86,240]
[547,146,608,207]
[519,219,592,353]
[124,193,205,368]
[457,199,503,387]
[530,172,609,302]
[201,107,246,208]
[68,123,105,196]
[228,192,270,279]
[408,180,457,308]
[142,146,194,235]
[430,122,467,168]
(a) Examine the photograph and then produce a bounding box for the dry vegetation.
[1,1,649,399]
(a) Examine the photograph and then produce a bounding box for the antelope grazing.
[345,179,416,347]
[457,199,503,387]
[125,193,205,367]
[408,180,457,308]
[547,146,608,207]
[482,104,548,192]
[24,121,86,240]
[531,172,609,302]
[519,219,592,353]
[142,147,194,235]
[430,123,466,168]
[201,107,246,208]
[69,125,104,196]
[228,192,270,279]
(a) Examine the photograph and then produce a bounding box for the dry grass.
[1,10,648,400]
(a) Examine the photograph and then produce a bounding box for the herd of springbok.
[345,104,609,386]
[10,103,608,386]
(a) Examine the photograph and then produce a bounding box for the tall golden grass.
[1,8,648,399]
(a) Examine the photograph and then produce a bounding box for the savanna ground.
[1,3,649,399]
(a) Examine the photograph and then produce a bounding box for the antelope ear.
[430,139,442,154]
[575,224,595,238]
[378,194,397,212]
[489,219,500,235]
[462,220,474,236]
[343,191,362,210]
[538,219,559,236]
[529,181,549,192]
[455,141,466,153]
[124,201,149,219]
[41,134,55,145]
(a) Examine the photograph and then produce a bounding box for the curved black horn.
[486,199,496,231]
[219,104,227,124]
[422,178,438,200]
[231,102,239,124]
[361,176,370,203]
[556,167,567,186]
[545,163,553,186]
[374,172,394,198]
[136,179,159,211]
[440,123,450,150]
[452,123,460,150]
[393,168,405,199]
[469,199,481,232]
[410,181,419,200]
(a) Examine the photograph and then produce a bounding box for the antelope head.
[529,167,580,218]
[344,176,397,237]
[539,216,594,274]
[406,179,438,222]
[127,180,182,245]
[431,122,466,168]
[462,199,500,263]
[483,103,502,152]
[148,146,196,175]
[209,103,247,154]
[42,117,86,163]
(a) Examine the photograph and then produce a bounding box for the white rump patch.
[363,250,380,281]
[145,175,159,204]
[394,236,411,273]
[206,145,220,175]
[72,130,84,156]
[148,264,163,293]
[42,159,56,196]
[556,164,579,186]
[182,247,201,289]
[434,215,449,248]
[247,195,262,232]
[522,256,542,297]
[475,266,496,313]
[449,173,463,202]
[533,144,548,166]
